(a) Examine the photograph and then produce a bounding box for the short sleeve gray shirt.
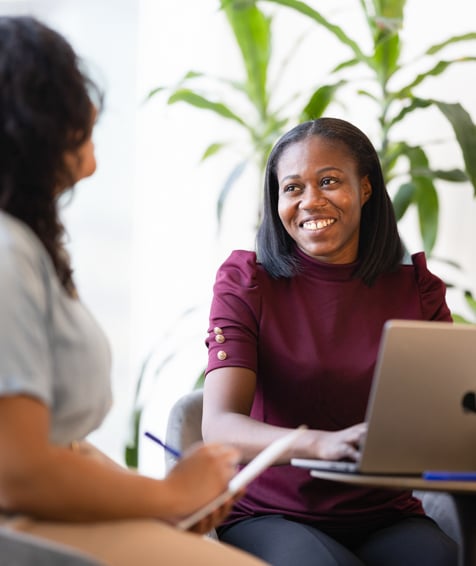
[0,211,112,445]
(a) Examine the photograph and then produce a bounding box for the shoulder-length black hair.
[256,117,403,286]
[0,16,103,296]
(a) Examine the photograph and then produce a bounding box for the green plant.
[451,291,476,324]
[146,2,318,229]
[124,307,208,468]
[124,346,175,469]
[149,0,476,256]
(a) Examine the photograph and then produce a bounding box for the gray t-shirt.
[0,211,112,445]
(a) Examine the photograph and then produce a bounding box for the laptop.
[292,319,476,476]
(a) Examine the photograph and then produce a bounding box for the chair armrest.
[0,527,103,565]
[415,490,462,545]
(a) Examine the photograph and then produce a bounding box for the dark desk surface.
[309,469,476,493]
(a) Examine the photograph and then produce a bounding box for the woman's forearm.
[0,445,187,521]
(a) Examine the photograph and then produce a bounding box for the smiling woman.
[200,118,457,565]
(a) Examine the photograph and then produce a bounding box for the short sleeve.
[206,250,261,374]
[0,228,53,404]
[412,252,452,322]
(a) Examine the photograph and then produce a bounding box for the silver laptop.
[292,319,476,476]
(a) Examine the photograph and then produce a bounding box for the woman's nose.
[299,186,328,209]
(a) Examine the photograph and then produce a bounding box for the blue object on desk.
[423,471,476,481]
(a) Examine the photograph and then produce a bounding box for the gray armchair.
[165,388,205,473]
[0,527,103,565]
[165,389,462,547]
[165,388,217,538]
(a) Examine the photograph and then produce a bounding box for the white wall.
[1,0,475,472]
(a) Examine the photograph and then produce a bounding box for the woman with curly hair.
[0,15,265,566]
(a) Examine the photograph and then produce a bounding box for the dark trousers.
[218,514,458,566]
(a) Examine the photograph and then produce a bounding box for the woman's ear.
[361,175,372,205]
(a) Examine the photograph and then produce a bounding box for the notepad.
[176,425,306,530]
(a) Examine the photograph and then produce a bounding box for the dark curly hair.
[256,118,403,286]
[0,16,103,296]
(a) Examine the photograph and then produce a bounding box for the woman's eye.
[321,177,338,187]
[283,184,299,193]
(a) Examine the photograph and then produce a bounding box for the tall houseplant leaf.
[146,1,335,227]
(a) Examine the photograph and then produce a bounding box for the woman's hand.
[314,422,367,462]
[187,490,244,535]
[165,442,241,525]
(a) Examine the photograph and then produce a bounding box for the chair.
[0,527,103,565]
[165,388,205,473]
[165,388,219,538]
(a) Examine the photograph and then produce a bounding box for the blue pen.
[144,431,182,459]
[423,471,476,481]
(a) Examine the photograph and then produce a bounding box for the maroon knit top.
[205,248,452,531]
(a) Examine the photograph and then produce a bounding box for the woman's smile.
[301,217,336,231]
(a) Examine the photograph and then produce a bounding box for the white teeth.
[303,219,335,230]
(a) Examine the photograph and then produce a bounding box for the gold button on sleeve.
[213,327,223,335]
[215,334,225,344]
[217,350,227,361]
